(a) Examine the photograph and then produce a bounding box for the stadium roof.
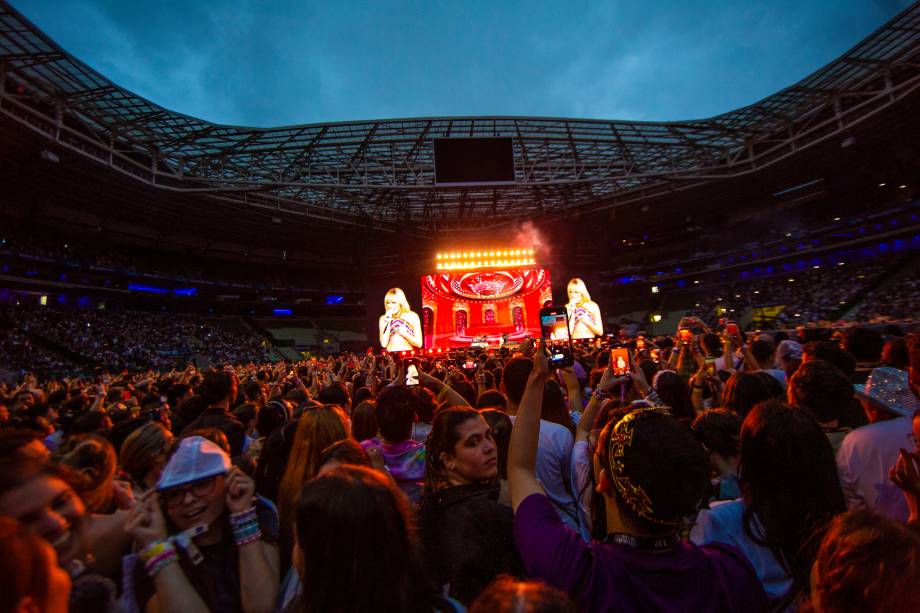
[2,0,920,235]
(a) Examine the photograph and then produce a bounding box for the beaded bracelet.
[140,539,178,577]
[229,507,262,547]
[592,389,611,402]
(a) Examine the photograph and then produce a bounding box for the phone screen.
[636,336,645,350]
[726,322,739,337]
[464,360,475,370]
[679,328,692,343]
[405,360,419,386]
[539,307,574,368]
[610,347,630,376]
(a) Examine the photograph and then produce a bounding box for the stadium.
[2,1,920,611]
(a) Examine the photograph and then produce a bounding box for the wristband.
[592,389,611,402]
[230,507,262,547]
[140,539,178,577]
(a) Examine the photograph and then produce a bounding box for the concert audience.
[2,316,920,611]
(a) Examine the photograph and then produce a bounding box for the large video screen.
[421,268,553,349]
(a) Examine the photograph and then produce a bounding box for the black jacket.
[418,482,523,604]
[181,406,246,456]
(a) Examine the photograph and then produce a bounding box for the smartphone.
[347,360,355,369]
[539,306,574,368]
[725,322,740,337]
[679,328,692,344]
[463,360,475,370]
[405,358,420,386]
[610,347,630,376]
[636,335,646,350]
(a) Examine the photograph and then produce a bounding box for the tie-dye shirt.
[360,437,427,505]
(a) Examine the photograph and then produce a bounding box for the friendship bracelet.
[229,507,258,527]
[140,539,178,577]
[230,506,262,547]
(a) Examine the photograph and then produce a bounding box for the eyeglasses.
[161,476,218,509]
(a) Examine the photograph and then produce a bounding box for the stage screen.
[421,268,553,349]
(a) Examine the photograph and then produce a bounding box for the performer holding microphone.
[379,287,423,352]
[565,277,603,339]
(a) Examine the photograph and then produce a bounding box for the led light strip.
[436,258,536,270]
[435,248,537,270]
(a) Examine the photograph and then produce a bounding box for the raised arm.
[509,343,550,511]
[419,371,471,407]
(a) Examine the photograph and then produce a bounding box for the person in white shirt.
[836,366,920,521]
[692,399,845,604]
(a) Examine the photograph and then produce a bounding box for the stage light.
[900,185,907,189]
[436,253,442,260]
[651,314,662,323]
[651,286,659,294]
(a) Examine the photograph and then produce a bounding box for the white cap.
[156,436,230,491]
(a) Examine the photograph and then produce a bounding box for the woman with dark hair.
[316,438,371,475]
[478,408,513,506]
[721,372,782,419]
[288,465,451,612]
[692,399,846,606]
[652,370,696,421]
[350,399,378,441]
[692,409,742,502]
[509,342,766,612]
[809,510,920,613]
[476,389,508,410]
[541,380,575,435]
[418,406,523,604]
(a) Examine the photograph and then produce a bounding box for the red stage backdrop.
[421,268,553,349]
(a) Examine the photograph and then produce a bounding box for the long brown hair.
[424,406,482,494]
[278,405,349,530]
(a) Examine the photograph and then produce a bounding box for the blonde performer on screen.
[379,287,423,351]
[565,278,603,339]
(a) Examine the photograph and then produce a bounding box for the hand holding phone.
[540,306,574,368]
[610,347,631,376]
[405,358,420,386]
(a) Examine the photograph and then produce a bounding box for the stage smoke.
[513,221,548,259]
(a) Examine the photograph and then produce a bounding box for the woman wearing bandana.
[507,341,767,612]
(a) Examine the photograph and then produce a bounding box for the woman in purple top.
[508,341,767,613]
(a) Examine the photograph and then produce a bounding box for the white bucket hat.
[156,436,230,491]
[853,367,920,418]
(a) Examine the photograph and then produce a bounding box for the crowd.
[687,257,896,326]
[1,318,919,612]
[3,305,275,373]
[855,267,920,323]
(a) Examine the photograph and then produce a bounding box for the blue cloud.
[11,0,913,125]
